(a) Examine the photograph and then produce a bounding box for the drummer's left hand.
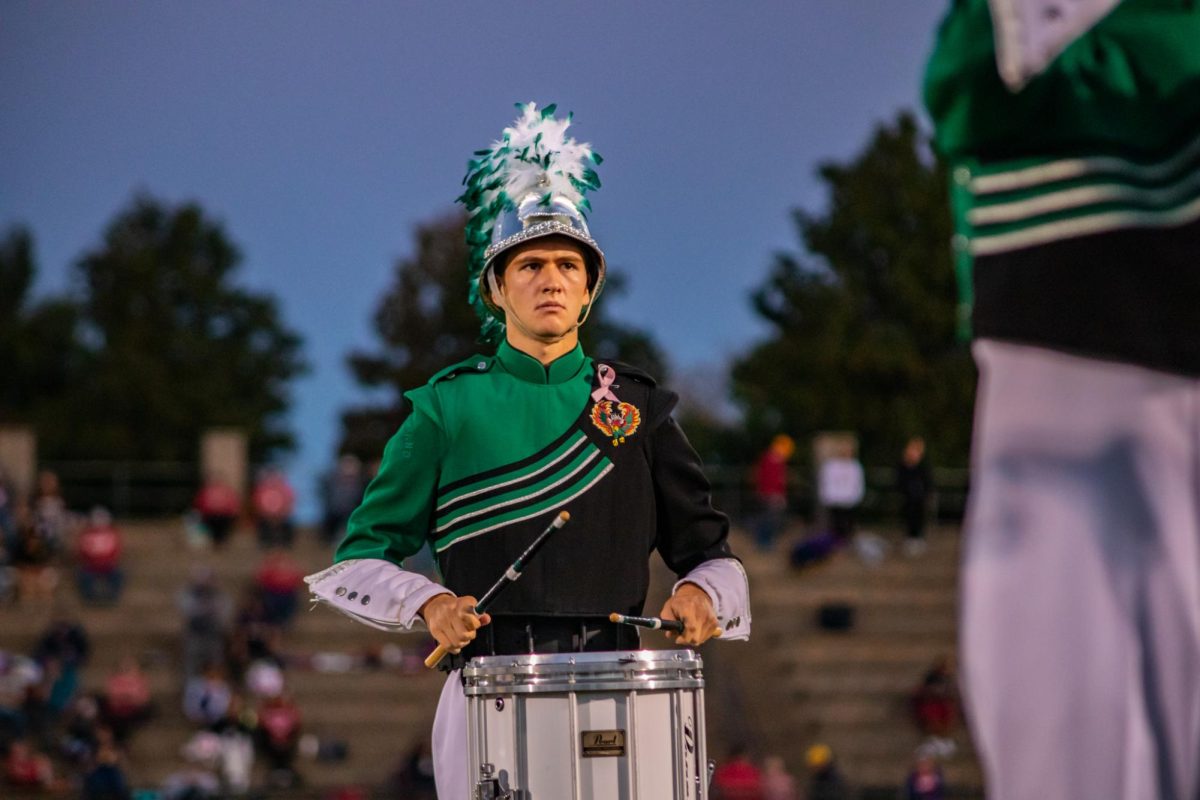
[659,583,720,646]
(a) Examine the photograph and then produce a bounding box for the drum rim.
[465,676,705,695]
[461,648,705,695]
[462,648,702,672]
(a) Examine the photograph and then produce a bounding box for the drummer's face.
[497,237,592,342]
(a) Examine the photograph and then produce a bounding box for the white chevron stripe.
[970,134,1200,195]
[436,433,588,514]
[435,462,615,552]
[435,449,603,534]
[969,170,1200,226]
[970,193,1200,256]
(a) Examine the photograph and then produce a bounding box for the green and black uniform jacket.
[335,340,733,619]
[924,0,1200,374]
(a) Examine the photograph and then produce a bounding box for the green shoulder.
[428,354,495,384]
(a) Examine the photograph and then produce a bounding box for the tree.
[731,113,975,468]
[0,226,86,434]
[54,194,308,462]
[340,211,669,458]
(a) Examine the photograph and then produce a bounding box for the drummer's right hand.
[419,593,492,654]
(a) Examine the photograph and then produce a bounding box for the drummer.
[305,103,750,799]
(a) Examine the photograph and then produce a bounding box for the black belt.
[439,615,641,672]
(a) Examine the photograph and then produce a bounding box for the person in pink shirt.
[101,655,153,743]
[75,507,123,605]
[251,468,295,549]
[712,745,764,800]
[753,434,794,551]
[193,474,241,549]
[254,549,304,629]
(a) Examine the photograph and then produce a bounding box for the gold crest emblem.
[590,400,641,446]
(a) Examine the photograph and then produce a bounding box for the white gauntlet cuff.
[674,558,751,641]
[304,558,453,632]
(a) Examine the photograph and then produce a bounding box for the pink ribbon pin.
[591,364,621,403]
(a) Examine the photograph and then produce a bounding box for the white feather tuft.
[497,102,593,206]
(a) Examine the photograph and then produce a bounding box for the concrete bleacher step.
[710,524,980,794]
[1,518,982,795]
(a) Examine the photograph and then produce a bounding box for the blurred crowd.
[709,735,952,800]
[0,446,968,798]
[0,460,445,800]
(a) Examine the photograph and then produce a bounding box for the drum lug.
[475,762,516,800]
[707,758,716,788]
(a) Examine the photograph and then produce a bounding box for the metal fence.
[705,464,970,528]
[38,459,970,524]
[40,460,199,517]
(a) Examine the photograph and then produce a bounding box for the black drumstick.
[609,611,723,638]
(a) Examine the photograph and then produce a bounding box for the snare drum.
[463,649,708,800]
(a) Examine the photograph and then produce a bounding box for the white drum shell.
[464,650,708,800]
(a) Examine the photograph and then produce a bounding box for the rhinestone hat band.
[484,220,605,263]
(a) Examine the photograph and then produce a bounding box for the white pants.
[963,340,1200,800]
[432,671,468,800]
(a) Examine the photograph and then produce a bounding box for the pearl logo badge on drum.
[581,730,626,757]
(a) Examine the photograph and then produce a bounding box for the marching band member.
[925,2,1200,797]
[306,103,750,799]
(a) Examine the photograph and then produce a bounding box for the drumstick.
[608,612,722,638]
[424,510,571,669]
[609,612,684,633]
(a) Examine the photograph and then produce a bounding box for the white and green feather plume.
[458,102,602,341]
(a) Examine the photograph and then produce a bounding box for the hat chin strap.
[488,270,590,345]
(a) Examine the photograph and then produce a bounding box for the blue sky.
[1,2,949,519]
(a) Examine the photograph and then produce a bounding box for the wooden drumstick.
[424,510,571,669]
[608,612,722,638]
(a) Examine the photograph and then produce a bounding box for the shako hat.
[458,102,606,341]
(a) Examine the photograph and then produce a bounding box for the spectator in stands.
[81,740,132,800]
[0,651,40,745]
[711,744,764,800]
[319,454,364,547]
[910,655,960,757]
[100,656,153,743]
[228,587,281,681]
[177,566,233,678]
[75,507,124,605]
[256,692,303,787]
[25,654,79,744]
[30,617,90,735]
[12,498,58,605]
[896,437,934,557]
[903,752,946,800]
[753,435,795,552]
[251,467,296,549]
[59,693,104,765]
[761,754,797,800]
[164,733,222,800]
[32,469,71,557]
[804,743,850,800]
[4,737,59,791]
[244,658,284,702]
[0,530,15,606]
[0,467,16,554]
[386,740,437,800]
[817,442,865,540]
[210,693,255,796]
[183,665,233,729]
[253,548,305,630]
[34,616,91,671]
[192,473,241,549]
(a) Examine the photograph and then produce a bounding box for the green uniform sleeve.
[334,394,447,567]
